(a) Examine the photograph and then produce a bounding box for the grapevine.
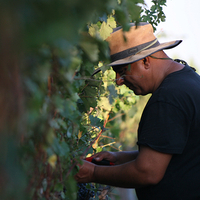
[0,0,167,199]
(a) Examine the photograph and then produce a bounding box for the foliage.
[141,0,167,29]
[0,0,166,199]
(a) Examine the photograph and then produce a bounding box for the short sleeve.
[137,101,190,154]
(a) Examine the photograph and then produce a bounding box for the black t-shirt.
[136,62,200,200]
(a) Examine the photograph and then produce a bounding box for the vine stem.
[87,112,110,150]
[66,112,110,178]
[107,112,125,122]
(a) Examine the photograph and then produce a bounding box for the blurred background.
[146,0,200,71]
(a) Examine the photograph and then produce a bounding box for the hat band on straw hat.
[91,22,182,76]
[110,38,159,63]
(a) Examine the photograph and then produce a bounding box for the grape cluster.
[77,183,95,200]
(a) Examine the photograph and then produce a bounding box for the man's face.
[113,59,151,95]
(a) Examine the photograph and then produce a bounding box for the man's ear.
[143,56,151,69]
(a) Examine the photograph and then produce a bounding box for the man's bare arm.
[75,146,172,188]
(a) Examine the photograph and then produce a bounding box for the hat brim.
[110,40,182,67]
[91,40,182,76]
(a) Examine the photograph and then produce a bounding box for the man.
[75,22,200,199]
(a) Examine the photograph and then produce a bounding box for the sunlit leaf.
[88,24,99,37]
[78,130,82,139]
[99,21,113,40]
[107,16,117,28]
[48,154,57,168]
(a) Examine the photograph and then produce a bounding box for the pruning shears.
[85,156,114,166]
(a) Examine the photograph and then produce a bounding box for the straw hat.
[92,22,182,76]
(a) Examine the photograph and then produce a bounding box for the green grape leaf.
[96,146,103,153]
[80,41,99,62]
[107,85,118,105]
[51,138,70,156]
[86,79,100,87]
[88,24,99,37]
[49,119,60,129]
[81,86,98,111]
[89,115,103,128]
[107,16,117,28]
[127,1,141,21]
[99,21,113,40]
[100,64,111,73]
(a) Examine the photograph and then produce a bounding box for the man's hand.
[91,151,118,164]
[92,150,139,165]
[74,160,95,183]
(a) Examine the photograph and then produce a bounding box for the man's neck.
[165,60,184,77]
[151,60,184,93]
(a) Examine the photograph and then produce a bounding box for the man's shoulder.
[158,64,200,94]
[147,65,200,110]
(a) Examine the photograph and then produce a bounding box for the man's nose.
[116,73,124,86]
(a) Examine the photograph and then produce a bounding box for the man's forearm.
[114,150,139,165]
[75,146,171,188]
[92,147,171,188]
[93,160,146,188]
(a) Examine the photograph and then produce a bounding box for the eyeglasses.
[112,65,128,76]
